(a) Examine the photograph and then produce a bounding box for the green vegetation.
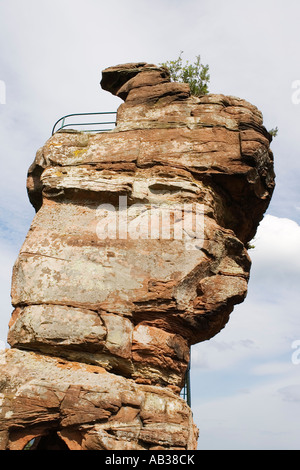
[160,51,210,96]
[268,126,279,138]
[161,52,278,138]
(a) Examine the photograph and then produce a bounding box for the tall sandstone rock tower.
[0,63,275,450]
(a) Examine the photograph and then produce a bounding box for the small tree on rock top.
[160,51,210,96]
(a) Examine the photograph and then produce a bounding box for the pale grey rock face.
[0,62,275,450]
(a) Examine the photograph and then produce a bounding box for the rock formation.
[0,62,275,450]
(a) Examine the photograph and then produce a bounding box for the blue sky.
[0,0,300,450]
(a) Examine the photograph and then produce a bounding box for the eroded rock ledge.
[0,62,275,450]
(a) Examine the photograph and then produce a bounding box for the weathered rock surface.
[0,62,275,450]
[0,349,197,450]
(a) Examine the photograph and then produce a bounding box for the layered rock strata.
[0,62,275,450]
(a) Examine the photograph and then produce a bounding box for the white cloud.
[194,373,300,450]
[251,215,300,276]
[252,361,296,377]
[192,215,300,369]
[191,215,300,449]
[278,384,300,403]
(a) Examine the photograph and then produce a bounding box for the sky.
[0,0,299,450]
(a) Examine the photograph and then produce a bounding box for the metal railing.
[52,111,117,135]
[180,360,191,407]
